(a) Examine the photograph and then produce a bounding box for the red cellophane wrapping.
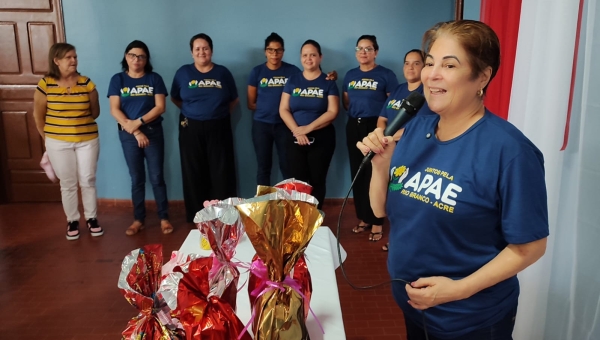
[118,244,178,340]
[161,256,252,340]
[274,178,313,195]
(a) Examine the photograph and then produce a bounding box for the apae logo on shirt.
[292,87,324,98]
[389,165,462,214]
[348,79,378,91]
[260,76,288,87]
[386,99,402,110]
[121,85,154,97]
[188,79,222,89]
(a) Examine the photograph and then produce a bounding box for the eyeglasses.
[266,48,284,54]
[355,47,375,53]
[126,53,147,60]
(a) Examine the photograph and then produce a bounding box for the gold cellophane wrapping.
[236,198,322,340]
[248,254,312,322]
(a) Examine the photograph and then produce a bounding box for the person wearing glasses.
[32,43,103,240]
[279,40,339,210]
[248,32,337,186]
[343,35,399,242]
[171,33,238,223]
[107,40,173,236]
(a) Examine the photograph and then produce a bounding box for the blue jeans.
[119,123,168,222]
[252,120,289,186]
[405,305,518,340]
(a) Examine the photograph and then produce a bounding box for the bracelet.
[134,132,141,136]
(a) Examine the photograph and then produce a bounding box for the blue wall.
[463,0,481,20]
[62,0,453,200]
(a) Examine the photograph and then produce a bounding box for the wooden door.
[0,0,65,202]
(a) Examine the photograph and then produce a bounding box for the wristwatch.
[139,117,146,125]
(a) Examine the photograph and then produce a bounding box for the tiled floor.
[0,201,406,340]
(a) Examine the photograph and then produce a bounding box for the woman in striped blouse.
[33,43,103,241]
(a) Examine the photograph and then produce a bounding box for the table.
[179,226,347,339]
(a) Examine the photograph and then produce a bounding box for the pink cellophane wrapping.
[193,203,243,310]
[162,251,190,278]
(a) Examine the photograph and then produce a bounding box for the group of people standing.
[33,31,427,242]
[32,20,550,340]
[250,33,432,249]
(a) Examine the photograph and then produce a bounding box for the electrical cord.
[336,159,430,340]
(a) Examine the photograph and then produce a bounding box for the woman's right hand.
[135,132,149,148]
[356,128,396,165]
[122,119,141,134]
[295,134,311,146]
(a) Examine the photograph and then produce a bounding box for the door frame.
[0,114,8,203]
[0,0,66,203]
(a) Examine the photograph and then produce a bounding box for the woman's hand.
[123,119,142,134]
[295,134,311,146]
[292,125,313,137]
[325,70,338,81]
[356,128,396,165]
[405,277,467,310]
[134,132,149,148]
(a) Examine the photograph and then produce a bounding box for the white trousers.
[45,137,100,222]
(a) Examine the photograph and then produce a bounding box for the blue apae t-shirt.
[107,72,168,123]
[379,82,434,120]
[248,62,301,124]
[283,73,339,126]
[386,110,549,338]
[343,65,398,118]
[170,63,238,121]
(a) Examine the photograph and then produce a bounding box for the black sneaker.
[87,218,104,237]
[66,221,80,240]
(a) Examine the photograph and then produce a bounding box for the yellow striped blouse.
[36,75,98,142]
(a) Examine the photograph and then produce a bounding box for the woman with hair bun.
[343,34,399,242]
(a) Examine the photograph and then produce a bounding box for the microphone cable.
[335,159,430,340]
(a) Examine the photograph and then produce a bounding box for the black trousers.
[178,114,237,222]
[346,117,384,225]
[286,124,336,210]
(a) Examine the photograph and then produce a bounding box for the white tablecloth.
[178,226,347,339]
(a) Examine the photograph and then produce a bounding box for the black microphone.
[361,91,426,164]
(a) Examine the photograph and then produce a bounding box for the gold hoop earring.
[477,89,484,97]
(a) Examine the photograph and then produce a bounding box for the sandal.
[125,221,144,236]
[382,243,389,251]
[369,231,383,242]
[161,220,174,235]
[352,224,372,234]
